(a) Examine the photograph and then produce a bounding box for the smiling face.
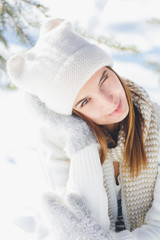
[73,66,129,130]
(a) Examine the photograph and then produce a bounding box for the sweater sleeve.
[65,146,160,240]
[65,100,160,240]
[36,124,70,193]
[37,124,111,234]
[36,107,160,240]
[65,143,111,235]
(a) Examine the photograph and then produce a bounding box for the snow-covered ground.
[1,0,160,239]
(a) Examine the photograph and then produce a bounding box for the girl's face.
[73,66,129,127]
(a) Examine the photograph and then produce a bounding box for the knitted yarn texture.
[102,78,160,231]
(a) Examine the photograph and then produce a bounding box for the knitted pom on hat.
[7,17,113,116]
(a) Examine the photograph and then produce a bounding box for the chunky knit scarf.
[102,78,160,232]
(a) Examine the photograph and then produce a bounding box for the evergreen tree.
[0,0,49,75]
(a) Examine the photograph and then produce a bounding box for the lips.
[108,100,122,116]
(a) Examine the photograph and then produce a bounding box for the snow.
[1,0,160,239]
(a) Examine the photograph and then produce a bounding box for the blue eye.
[80,75,108,108]
[81,98,90,107]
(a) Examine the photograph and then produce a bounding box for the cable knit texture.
[102,78,160,231]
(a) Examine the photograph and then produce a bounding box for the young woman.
[6,18,160,239]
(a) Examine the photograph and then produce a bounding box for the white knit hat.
[6,18,114,116]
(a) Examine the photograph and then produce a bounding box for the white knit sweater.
[36,100,160,240]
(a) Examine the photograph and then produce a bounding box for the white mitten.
[24,93,99,159]
[41,191,116,240]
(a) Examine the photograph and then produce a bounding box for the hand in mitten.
[41,191,116,240]
[24,93,99,159]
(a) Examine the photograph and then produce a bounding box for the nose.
[97,91,119,107]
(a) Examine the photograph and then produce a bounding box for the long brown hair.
[72,66,149,179]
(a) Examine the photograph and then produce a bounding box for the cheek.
[83,106,103,121]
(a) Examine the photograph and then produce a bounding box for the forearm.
[66,143,111,234]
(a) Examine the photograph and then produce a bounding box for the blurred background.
[0,0,160,239]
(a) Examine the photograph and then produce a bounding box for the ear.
[6,54,25,84]
[40,18,72,36]
[40,18,65,34]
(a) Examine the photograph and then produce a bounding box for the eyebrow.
[74,70,107,108]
